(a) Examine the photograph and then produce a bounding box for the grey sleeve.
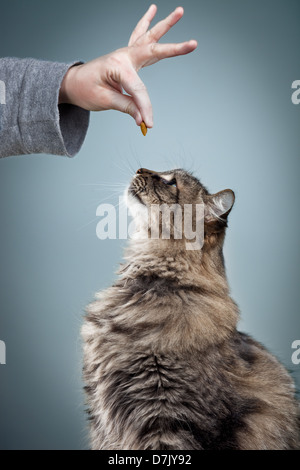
[0,58,90,158]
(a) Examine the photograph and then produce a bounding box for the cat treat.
[140,121,147,136]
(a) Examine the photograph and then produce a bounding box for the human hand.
[59,4,197,128]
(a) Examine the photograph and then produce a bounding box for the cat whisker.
[85,196,121,210]
[76,216,101,232]
[92,193,123,205]
[111,198,127,210]
[129,145,142,171]
[112,156,134,177]
[79,183,127,188]
[88,189,125,195]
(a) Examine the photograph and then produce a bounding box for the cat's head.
[126,168,235,251]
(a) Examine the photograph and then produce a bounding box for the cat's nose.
[136,168,148,175]
[136,168,157,176]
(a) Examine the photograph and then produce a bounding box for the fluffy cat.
[82,168,300,450]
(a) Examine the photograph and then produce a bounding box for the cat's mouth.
[129,185,146,205]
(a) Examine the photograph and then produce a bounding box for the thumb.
[120,71,153,128]
[109,91,142,125]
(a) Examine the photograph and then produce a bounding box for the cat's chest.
[102,351,222,404]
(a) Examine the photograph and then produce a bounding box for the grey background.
[0,0,299,450]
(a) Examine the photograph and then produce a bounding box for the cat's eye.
[161,178,177,187]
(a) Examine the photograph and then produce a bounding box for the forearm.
[0,58,90,158]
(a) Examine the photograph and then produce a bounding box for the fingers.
[148,40,198,63]
[147,6,184,43]
[103,6,196,128]
[109,91,142,125]
[121,71,153,127]
[129,39,197,70]
[128,4,157,47]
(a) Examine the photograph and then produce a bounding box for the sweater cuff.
[19,59,90,157]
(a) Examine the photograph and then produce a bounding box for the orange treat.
[140,121,147,136]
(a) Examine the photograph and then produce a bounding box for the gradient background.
[0,0,299,450]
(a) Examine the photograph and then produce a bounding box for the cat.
[82,168,300,450]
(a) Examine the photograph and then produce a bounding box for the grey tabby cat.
[82,168,300,450]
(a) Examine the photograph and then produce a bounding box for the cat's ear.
[205,189,235,223]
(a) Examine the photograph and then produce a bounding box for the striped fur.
[82,168,300,450]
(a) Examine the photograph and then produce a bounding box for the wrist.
[59,64,80,105]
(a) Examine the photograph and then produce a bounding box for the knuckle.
[146,29,155,42]
[150,43,158,56]
[124,101,134,116]
[132,81,147,93]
